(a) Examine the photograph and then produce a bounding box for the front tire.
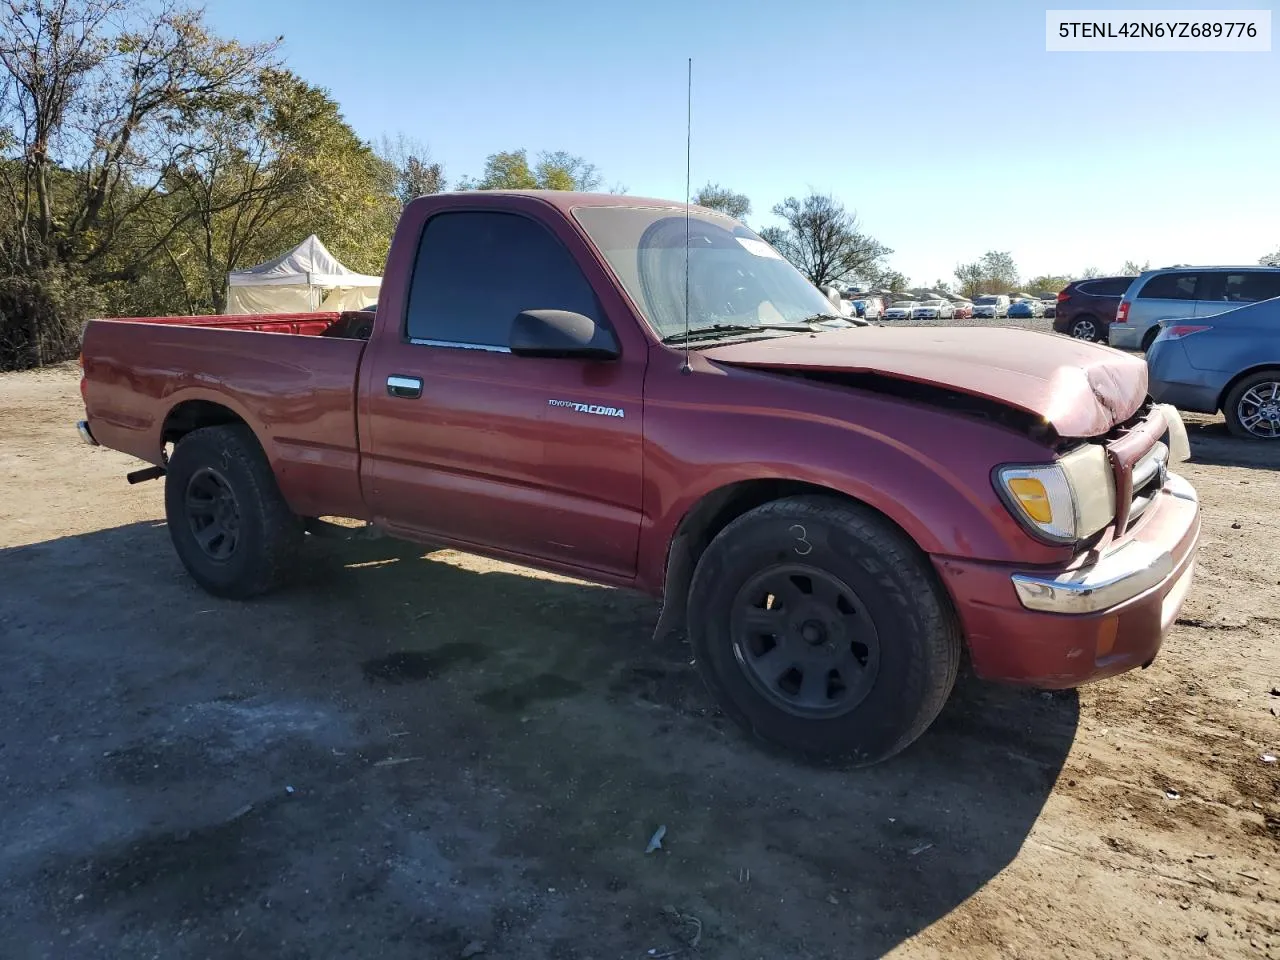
[164,425,303,599]
[1223,369,1280,440]
[687,496,961,765]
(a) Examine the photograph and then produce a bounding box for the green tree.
[1079,266,1103,279]
[954,251,1020,297]
[693,182,751,220]
[0,0,279,367]
[142,69,397,314]
[764,192,892,287]
[1121,259,1150,275]
[458,149,602,191]
[1026,274,1072,294]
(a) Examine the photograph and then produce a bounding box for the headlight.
[995,443,1116,544]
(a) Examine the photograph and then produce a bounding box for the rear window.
[1137,272,1201,300]
[1078,277,1133,297]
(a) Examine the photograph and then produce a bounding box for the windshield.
[891,301,916,308]
[974,296,999,305]
[572,205,842,339]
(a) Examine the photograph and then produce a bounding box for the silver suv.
[1111,266,1280,351]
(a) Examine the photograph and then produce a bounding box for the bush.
[0,267,99,372]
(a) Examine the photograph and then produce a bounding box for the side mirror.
[509,309,619,361]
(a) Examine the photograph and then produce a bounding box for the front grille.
[1126,441,1168,527]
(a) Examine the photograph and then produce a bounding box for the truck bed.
[80,310,373,520]
[95,310,374,338]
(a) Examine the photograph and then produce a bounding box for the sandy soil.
[0,363,1276,960]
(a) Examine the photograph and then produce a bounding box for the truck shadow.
[0,522,1079,960]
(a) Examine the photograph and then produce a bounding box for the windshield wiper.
[800,313,868,327]
[661,323,815,345]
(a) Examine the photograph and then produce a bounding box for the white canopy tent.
[224,235,381,314]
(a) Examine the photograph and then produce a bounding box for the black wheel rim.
[185,467,241,561]
[729,564,881,718]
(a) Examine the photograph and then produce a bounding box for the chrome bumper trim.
[1011,474,1197,615]
[76,420,98,446]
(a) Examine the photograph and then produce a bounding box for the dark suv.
[1053,276,1135,342]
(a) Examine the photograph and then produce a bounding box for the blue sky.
[206,0,1278,285]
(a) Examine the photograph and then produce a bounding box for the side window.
[1137,272,1200,300]
[1220,271,1280,303]
[1084,277,1133,297]
[405,211,603,348]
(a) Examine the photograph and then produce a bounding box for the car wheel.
[164,424,304,598]
[1069,316,1100,341]
[1141,326,1161,352]
[1223,369,1280,440]
[686,495,961,765]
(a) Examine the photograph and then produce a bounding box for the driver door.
[360,208,646,577]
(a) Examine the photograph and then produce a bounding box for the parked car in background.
[953,301,974,319]
[851,297,884,320]
[884,300,918,320]
[1041,300,1056,318]
[972,295,1010,319]
[912,299,955,320]
[1146,296,1280,439]
[1112,266,1280,352]
[1052,276,1134,342]
[1007,299,1039,319]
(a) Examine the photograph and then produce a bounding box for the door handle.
[386,375,423,399]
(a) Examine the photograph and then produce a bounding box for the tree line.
[0,0,639,371]
[0,0,893,373]
[6,0,1243,373]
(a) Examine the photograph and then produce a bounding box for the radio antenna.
[681,56,693,375]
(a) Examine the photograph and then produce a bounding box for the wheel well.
[653,479,909,639]
[1216,364,1280,412]
[162,400,248,448]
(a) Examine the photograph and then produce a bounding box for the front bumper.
[933,473,1201,688]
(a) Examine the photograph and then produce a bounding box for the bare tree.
[0,0,279,271]
[954,251,1020,296]
[765,192,892,287]
[376,133,444,207]
[693,182,750,220]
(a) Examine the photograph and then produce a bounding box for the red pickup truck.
[78,190,1201,764]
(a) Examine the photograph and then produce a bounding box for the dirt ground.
[1,362,1276,960]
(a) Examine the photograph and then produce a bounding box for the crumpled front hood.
[701,326,1148,438]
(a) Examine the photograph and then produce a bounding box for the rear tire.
[164,425,303,599]
[687,495,961,765]
[1141,326,1161,351]
[1223,369,1280,440]
[1069,315,1101,341]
